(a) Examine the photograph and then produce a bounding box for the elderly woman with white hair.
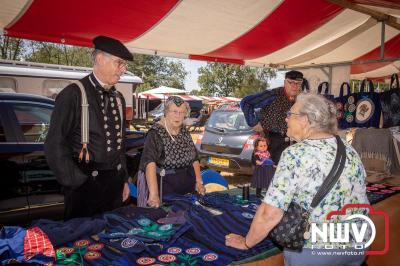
[226,93,369,266]
[137,96,205,208]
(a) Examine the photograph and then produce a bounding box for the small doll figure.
[250,137,276,198]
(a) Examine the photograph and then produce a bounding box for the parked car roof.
[0,92,55,105]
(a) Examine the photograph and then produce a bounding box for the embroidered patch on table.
[366,183,400,204]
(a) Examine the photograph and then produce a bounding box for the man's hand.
[122,182,130,202]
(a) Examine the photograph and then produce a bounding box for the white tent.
[143,86,187,95]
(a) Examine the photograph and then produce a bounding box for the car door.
[10,100,64,223]
[0,102,30,225]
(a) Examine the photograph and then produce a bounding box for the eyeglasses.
[105,53,128,69]
[168,110,187,116]
[286,80,302,86]
[286,111,303,118]
[114,59,128,69]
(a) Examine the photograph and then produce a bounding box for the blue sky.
[176,58,285,92]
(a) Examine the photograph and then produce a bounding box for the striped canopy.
[1,0,399,80]
[137,93,240,102]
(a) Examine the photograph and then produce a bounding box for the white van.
[0,59,142,120]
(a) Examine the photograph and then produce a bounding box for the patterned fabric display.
[162,194,277,263]
[380,73,400,128]
[366,182,400,204]
[0,226,55,265]
[353,79,382,128]
[335,82,357,129]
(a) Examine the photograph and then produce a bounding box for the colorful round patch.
[157,254,177,263]
[346,114,354,123]
[186,247,201,255]
[167,247,182,254]
[128,228,144,235]
[88,243,104,251]
[57,247,75,255]
[74,239,90,247]
[138,218,151,226]
[84,251,101,260]
[348,104,356,112]
[355,98,375,123]
[348,96,355,104]
[121,238,138,248]
[203,253,218,262]
[159,224,173,231]
[336,102,343,111]
[390,186,400,190]
[136,257,156,265]
[241,212,254,219]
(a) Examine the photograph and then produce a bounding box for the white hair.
[296,93,338,135]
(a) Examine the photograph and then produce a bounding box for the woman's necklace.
[164,119,176,142]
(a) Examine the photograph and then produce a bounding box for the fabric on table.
[162,194,277,263]
[352,128,397,174]
[32,217,106,247]
[366,182,400,204]
[0,226,55,265]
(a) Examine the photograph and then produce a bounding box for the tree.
[0,36,26,60]
[197,62,276,97]
[129,54,187,92]
[26,41,92,66]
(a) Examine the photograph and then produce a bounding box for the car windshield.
[206,111,251,132]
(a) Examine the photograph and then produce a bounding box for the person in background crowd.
[227,93,369,266]
[250,137,275,198]
[45,36,132,219]
[241,70,304,164]
[137,96,206,208]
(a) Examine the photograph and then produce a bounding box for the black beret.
[93,36,133,61]
[285,70,303,81]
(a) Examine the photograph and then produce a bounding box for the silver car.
[195,104,258,175]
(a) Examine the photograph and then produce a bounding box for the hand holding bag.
[268,136,346,250]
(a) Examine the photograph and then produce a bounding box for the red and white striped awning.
[1,0,399,79]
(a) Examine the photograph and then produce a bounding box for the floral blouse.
[263,137,369,248]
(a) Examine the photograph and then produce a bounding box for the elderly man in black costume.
[241,70,304,164]
[45,36,133,219]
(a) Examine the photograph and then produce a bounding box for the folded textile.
[0,226,55,265]
[32,217,106,247]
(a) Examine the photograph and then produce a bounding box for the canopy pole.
[380,22,385,60]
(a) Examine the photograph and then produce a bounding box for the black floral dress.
[138,123,198,204]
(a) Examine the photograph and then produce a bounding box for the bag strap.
[390,73,399,89]
[75,81,90,163]
[339,82,350,98]
[317,82,329,95]
[301,78,310,92]
[310,135,346,208]
[360,79,374,93]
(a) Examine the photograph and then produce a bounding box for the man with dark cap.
[45,36,133,219]
[241,70,303,164]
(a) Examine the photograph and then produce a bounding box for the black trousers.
[267,133,290,165]
[63,169,124,220]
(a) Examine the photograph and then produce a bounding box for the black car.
[0,93,145,225]
[196,103,259,175]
